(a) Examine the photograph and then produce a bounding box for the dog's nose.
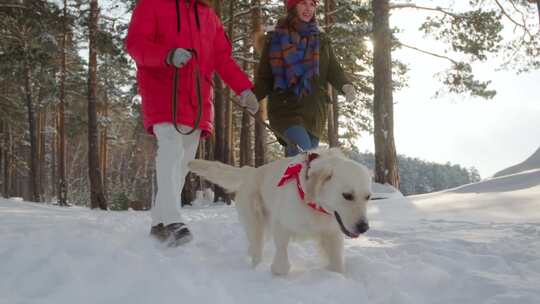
[356,221,369,234]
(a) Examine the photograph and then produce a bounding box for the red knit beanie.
[286,0,318,10]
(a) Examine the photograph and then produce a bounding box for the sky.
[355,3,540,178]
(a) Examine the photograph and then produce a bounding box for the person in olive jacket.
[254,0,356,156]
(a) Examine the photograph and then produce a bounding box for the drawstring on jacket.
[175,0,201,32]
[194,1,200,30]
[175,0,181,32]
[171,0,203,136]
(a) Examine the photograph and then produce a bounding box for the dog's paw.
[271,259,291,276]
[327,262,345,273]
[251,256,262,268]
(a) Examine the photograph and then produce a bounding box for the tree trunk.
[210,0,230,203]
[372,0,400,188]
[181,174,195,206]
[536,0,540,27]
[240,111,252,166]
[212,74,231,203]
[240,58,253,167]
[325,0,339,147]
[331,89,339,145]
[214,77,225,163]
[213,0,225,165]
[37,109,45,200]
[252,0,267,167]
[196,135,206,194]
[3,123,13,198]
[99,93,108,200]
[0,121,3,197]
[51,121,56,199]
[0,120,4,198]
[23,59,39,202]
[57,0,68,206]
[225,0,235,165]
[87,0,107,209]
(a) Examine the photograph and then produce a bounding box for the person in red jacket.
[126,0,259,246]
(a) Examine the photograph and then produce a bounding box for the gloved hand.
[342,84,357,103]
[239,90,259,115]
[166,48,192,68]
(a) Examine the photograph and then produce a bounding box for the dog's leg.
[235,189,264,268]
[319,232,345,273]
[271,222,291,276]
[248,220,264,268]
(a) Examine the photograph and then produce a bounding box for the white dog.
[188,148,371,275]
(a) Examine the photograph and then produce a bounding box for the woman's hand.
[166,48,192,68]
[239,90,260,115]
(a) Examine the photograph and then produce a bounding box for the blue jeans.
[283,125,319,157]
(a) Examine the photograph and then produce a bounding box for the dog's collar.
[277,152,330,215]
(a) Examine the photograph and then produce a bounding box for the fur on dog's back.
[188,159,256,192]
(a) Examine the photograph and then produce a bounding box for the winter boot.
[150,222,193,247]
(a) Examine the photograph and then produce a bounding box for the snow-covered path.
[2,190,540,304]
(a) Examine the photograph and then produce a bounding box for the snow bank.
[1,170,539,304]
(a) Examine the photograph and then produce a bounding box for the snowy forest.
[0,0,538,210]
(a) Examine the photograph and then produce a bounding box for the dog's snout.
[356,221,369,234]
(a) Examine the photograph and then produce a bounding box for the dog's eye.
[365,194,372,201]
[342,192,354,201]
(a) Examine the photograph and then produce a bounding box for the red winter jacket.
[126,0,253,137]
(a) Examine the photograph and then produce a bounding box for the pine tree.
[57,0,69,206]
[87,0,107,209]
[372,0,400,187]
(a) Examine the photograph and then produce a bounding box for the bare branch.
[231,34,250,45]
[234,56,258,64]
[494,0,528,31]
[327,6,348,18]
[223,5,263,25]
[0,3,26,9]
[389,4,466,19]
[508,0,527,22]
[398,41,459,65]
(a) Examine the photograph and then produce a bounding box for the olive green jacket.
[253,31,350,143]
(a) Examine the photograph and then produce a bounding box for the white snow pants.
[151,123,201,226]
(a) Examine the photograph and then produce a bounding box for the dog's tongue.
[334,212,360,238]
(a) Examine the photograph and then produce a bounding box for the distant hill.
[450,168,540,194]
[349,151,481,196]
[493,146,540,178]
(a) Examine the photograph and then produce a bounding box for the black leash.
[229,98,304,154]
[171,0,202,136]
[370,196,391,201]
[171,49,203,136]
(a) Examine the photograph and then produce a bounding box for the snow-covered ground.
[1,170,540,304]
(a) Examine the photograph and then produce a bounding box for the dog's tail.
[188,159,255,192]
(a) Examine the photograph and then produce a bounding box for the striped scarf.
[269,18,320,97]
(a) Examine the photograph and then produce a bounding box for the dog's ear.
[304,162,333,203]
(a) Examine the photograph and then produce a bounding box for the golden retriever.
[188,148,371,275]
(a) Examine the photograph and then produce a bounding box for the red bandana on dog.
[277,153,330,215]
